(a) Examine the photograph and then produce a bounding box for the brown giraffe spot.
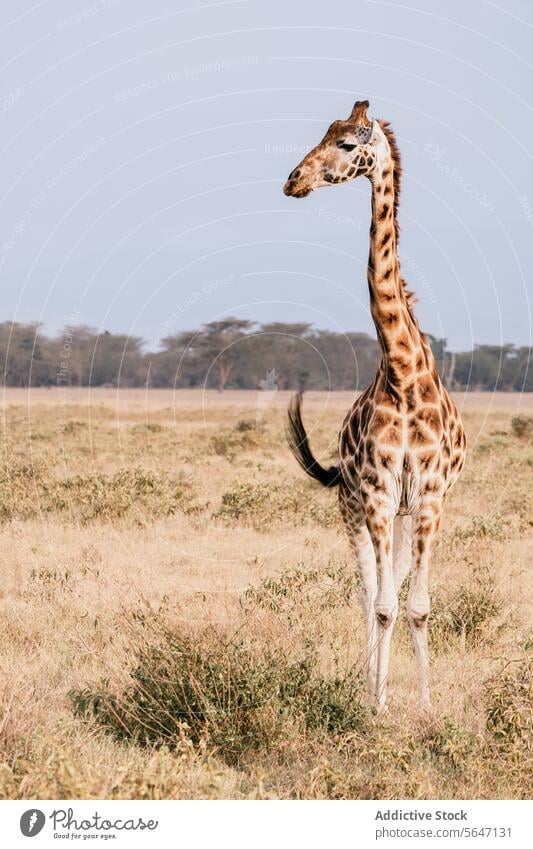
[384,310,399,326]
[396,335,412,352]
[381,231,391,248]
[383,185,391,195]
[379,452,394,468]
[359,403,372,432]
[390,355,413,375]
[383,426,402,446]
[365,440,376,466]
[417,452,436,470]
[362,472,386,493]
[418,377,438,403]
[342,424,357,452]
[409,421,430,445]
[415,354,424,370]
[371,410,393,430]
[416,407,442,433]
[379,204,390,220]
[383,248,390,259]
[406,384,416,411]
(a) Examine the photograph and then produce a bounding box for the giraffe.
[284,100,466,712]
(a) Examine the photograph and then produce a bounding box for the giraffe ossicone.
[285,98,466,713]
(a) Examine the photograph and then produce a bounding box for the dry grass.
[0,388,531,799]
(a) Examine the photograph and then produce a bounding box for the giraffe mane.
[378,119,417,313]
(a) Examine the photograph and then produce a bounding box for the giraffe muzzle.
[283,174,311,198]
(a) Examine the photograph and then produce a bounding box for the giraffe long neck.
[367,163,432,398]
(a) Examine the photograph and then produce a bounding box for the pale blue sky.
[1,0,532,351]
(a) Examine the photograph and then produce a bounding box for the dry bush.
[209,421,267,459]
[215,481,339,528]
[243,562,359,618]
[510,415,533,439]
[70,624,367,766]
[485,656,532,751]
[430,570,504,650]
[0,461,196,524]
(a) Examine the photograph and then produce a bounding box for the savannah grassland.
[0,387,531,800]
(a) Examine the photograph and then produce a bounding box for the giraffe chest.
[339,402,464,514]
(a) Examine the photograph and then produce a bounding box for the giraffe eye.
[337,141,357,152]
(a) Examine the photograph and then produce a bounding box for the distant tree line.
[1,319,530,392]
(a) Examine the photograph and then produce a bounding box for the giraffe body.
[285,100,466,711]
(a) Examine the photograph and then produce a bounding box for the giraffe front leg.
[342,496,378,700]
[367,514,397,714]
[354,531,378,700]
[408,512,438,710]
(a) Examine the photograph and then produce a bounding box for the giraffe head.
[283,100,391,198]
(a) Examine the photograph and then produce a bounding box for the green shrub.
[453,514,514,542]
[0,461,196,524]
[511,416,533,439]
[130,422,165,434]
[243,562,358,615]
[215,481,339,528]
[485,656,532,751]
[430,573,502,649]
[70,627,367,765]
[423,717,477,770]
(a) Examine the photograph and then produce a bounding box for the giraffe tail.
[286,393,341,488]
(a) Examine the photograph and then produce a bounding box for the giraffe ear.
[349,100,370,123]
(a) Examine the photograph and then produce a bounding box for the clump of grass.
[243,562,358,616]
[0,457,50,522]
[215,481,339,528]
[60,420,87,435]
[485,656,532,752]
[0,460,196,524]
[423,717,478,770]
[209,419,270,459]
[70,626,367,765]
[430,571,502,649]
[453,514,514,542]
[235,419,262,433]
[511,415,533,439]
[130,422,165,434]
[47,468,196,523]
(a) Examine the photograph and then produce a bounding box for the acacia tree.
[196,318,255,391]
